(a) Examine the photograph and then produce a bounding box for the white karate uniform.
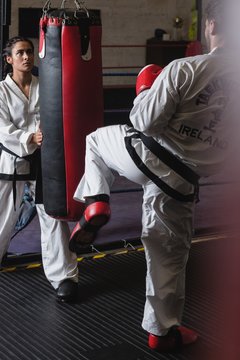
[74,48,239,335]
[0,74,78,289]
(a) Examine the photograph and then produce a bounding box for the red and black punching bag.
[38,1,103,221]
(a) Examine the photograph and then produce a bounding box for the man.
[69,0,239,351]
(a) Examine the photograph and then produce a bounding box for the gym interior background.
[10,0,209,87]
[2,1,240,360]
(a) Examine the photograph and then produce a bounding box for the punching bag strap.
[73,0,91,60]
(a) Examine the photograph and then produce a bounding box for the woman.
[0,36,78,302]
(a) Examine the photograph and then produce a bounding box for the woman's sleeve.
[0,92,37,157]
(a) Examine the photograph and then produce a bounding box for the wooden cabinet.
[146,39,190,67]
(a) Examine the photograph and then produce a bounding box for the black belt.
[124,131,200,202]
[0,143,40,209]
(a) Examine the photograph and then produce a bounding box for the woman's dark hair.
[2,36,34,79]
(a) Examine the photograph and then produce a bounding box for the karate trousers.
[0,179,78,289]
[74,125,195,336]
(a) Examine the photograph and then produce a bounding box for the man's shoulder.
[164,53,218,78]
[170,53,210,67]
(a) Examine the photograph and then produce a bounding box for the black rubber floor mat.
[86,342,147,360]
[1,237,239,360]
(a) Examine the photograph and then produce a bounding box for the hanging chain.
[60,0,87,10]
[42,0,51,14]
[74,0,89,17]
[43,0,89,18]
[60,0,67,8]
[74,0,84,10]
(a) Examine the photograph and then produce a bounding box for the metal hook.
[74,0,89,17]
[43,0,51,12]
[74,0,82,10]
[60,0,66,8]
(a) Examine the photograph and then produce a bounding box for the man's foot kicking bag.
[38,1,104,221]
[69,196,111,252]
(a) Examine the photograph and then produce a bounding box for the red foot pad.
[148,326,198,352]
[69,202,111,252]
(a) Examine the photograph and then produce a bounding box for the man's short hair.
[205,0,240,38]
[204,0,224,29]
